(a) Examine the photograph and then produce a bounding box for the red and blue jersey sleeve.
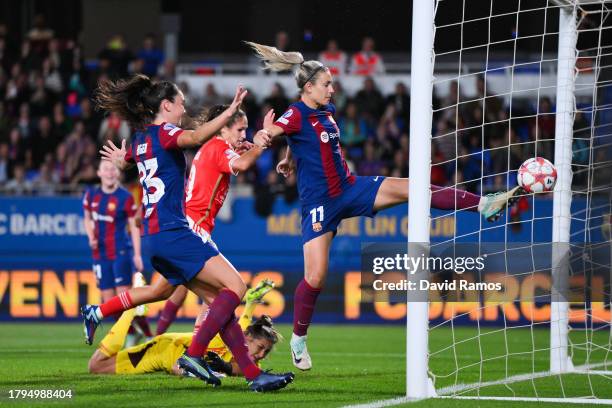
[124,144,135,164]
[82,188,91,212]
[124,194,137,218]
[275,106,302,136]
[158,123,184,150]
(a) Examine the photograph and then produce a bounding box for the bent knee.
[305,273,326,289]
[153,284,175,300]
[228,280,247,299]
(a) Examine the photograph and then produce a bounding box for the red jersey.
[185,137,239,235]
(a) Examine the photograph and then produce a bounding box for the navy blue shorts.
[140,237,155,282]
[93,249,133,290]
[143,227,219,286]
[301,176,385,243]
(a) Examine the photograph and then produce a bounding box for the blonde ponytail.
[245,41,329,90]
[244,41,304,72]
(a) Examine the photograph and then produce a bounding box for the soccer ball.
[517,157,557,193]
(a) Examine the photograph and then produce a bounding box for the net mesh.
[427,0,612,399]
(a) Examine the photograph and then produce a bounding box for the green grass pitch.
[0,323,610,407]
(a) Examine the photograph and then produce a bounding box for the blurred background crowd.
[0,15,602,210]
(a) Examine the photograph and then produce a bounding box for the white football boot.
[290,333,312,371]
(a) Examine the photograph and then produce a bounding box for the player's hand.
[133,254,144,272]
[262,109,275,129]
[100,139,127,169]
[88,237,98,250]
[204,351,233,376]
[229,86,248,113]
[253,130,271,149]
[235,140,254,155]
[276,158,295,178]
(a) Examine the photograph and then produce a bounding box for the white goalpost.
[401,0,612,405]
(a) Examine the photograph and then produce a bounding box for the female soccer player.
[156,105,273,335]
[246,41,521,371]
[88,281,281,379]
[83,160,151,341]
[83,74,292,392]
[83,160,143,301]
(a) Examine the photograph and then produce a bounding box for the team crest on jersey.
[107,202,116,211]
[320,132,329,143]
[312,222,322,232]
[276,109,293,125]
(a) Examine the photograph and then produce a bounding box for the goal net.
[406,0,612,403]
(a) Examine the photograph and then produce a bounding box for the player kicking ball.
[246,40,523,371]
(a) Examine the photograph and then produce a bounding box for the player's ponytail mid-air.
[246,41,522,372]
[82,73,294,392]
[95,74,179,130]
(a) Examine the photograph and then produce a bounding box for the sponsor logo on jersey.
[319,131,339,143]
[312,222,322,232]
[92,212,114,223]
[277,109,293,125]
[137,143,148,155]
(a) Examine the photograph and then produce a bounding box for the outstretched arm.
[100,139,133,171]
[230,110,276,173]
[177,86,248,149]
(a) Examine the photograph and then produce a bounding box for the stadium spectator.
[5,163,32,195]
[386,82,410,124]
[31,115,59,164]
[350,37,385,75]
[331,81,348,113]
[354,76,384,120]
[136,33,164,78]
[275,30,290,52]
[98,34,133,79]
[263,82,290,117]
[199,83,227,107]
[98,111,130,144]
[32,162,57,196]
[319,39,347,75]
[338,101,367,148]
[0,142,8,184]
[357,139,385,176]
[377,103,405,141]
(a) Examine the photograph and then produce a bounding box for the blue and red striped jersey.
[275,102,355,205]
[125,122,189,235]
[83,186,137,260]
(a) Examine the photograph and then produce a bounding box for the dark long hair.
[245,315,281,345]
[94,74,180,129]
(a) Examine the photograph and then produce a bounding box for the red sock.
[187,288,240,357]
[100,291,133,318]
[219,316,261,380]
[293,279,322,336]
[134,316,153,337]
[431,184,480,211]
[156,299,181,335]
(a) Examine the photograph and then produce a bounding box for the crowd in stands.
[1,20,591,208]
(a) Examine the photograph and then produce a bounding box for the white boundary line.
[342,362,612,408]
